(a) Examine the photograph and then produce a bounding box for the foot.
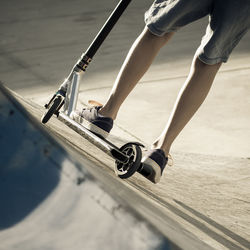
[71,106,113,138]
[141,149,168,184]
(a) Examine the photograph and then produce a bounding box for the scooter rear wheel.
[41,96,62,124]
[115,143,142,179]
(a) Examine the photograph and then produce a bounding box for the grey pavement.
[1,0,250,249]
[1,0,249,157]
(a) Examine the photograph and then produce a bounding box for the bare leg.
[99,27,174,119]
[153,57,222,155]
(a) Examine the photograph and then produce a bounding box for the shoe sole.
[141,156,162,184]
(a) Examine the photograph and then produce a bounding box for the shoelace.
[80,105,99,115]
[167,153,174,167]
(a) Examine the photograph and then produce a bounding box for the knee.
[195,57,222,72]
[143,27,174,47]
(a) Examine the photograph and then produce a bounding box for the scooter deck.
[58,112,129,163]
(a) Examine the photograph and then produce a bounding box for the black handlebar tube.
[63,0,132,87]
[75,0,132,72]
[86,0,132,58]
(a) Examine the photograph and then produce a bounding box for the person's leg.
[98,27,174,120]
[152,56,222,156]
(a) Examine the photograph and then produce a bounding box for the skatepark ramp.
[0,83,174,250]
[2,83,248,250]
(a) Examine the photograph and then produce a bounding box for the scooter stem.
[64,0,132,88]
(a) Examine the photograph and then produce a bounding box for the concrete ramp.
[2,83,248,250]
[0,83,174,250]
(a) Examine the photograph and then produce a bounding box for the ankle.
[99,106,117,120]
[151,141,170,157]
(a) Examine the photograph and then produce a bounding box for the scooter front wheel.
[41,96,62,124]
[115,143,142,179]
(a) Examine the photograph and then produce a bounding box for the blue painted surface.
[0,87,65,229]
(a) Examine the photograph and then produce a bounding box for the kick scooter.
[42,0,151,180]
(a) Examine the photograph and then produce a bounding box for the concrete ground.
[0,84,177,250]
[0,0,250,249]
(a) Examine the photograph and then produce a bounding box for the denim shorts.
[145,0,250,64]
